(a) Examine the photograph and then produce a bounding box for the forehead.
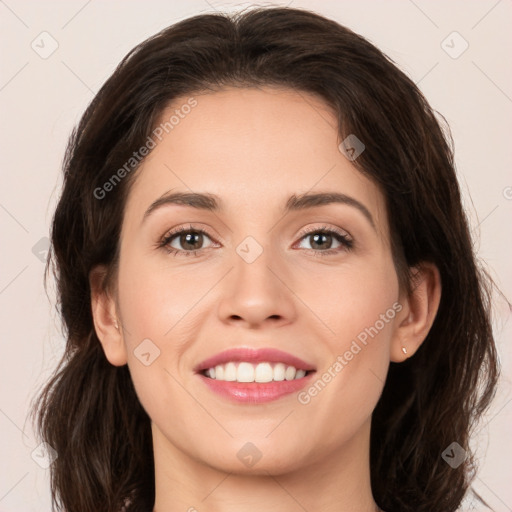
[123,86,388,235]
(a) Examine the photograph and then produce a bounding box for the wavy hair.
[30,6,500,511]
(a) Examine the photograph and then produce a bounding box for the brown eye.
[174,231,205,251]
[296,227,353,254]
[160,226,216,256]
[306,232,335,250]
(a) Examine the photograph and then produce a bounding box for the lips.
[194,347,316,373]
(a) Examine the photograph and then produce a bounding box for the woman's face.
[112,86,404,474]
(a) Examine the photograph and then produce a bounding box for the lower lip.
[197,372,316,403]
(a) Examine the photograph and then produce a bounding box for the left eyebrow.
[142,190,376,231]
[285,191,376,231]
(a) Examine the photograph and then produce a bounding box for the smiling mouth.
[200,361,315,383]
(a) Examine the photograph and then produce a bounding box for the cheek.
[304,254,399,408]
[115,254,199,424]
[115,252,219,403]
[307,252,399,350]
[116,250,214,343]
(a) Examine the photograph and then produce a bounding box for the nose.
[217,243,297,329]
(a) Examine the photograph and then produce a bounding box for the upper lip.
[194,347,316,373]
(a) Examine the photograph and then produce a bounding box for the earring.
[401,346,408,356]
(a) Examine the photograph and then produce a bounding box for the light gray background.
[0,1,510,510]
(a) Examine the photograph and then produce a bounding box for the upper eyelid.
[298,224,352,239]
[162,224,220,241]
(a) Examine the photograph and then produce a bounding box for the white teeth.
[204,362,310,382]
[237,362,254,382]
[295,369,306,379]
[273,363,286,381]
[224,362,237,381]
[285,365,296,380]
[254,362,273,383]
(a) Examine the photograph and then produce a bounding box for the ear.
[390,262,442,362]
[89,265,127,366]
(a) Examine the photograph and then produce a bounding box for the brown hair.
[30,6,500,511]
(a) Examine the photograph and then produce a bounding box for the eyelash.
[158,224,354,258]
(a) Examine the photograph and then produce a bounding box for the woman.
[30,6,499,512]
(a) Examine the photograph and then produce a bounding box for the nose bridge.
[233,233,282,300]
[216,232,297,326]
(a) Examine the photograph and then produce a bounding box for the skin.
[90,86,441,512]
